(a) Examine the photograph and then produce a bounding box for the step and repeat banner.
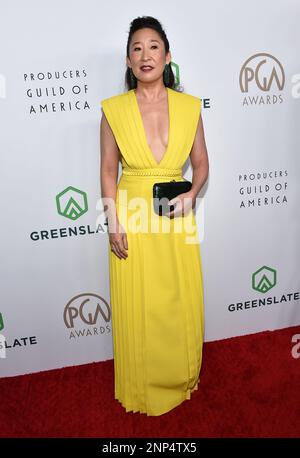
[1,0,299,377]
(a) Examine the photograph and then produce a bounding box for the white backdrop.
[0,0,299,377]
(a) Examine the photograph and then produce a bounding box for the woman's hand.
[108,219,128,259]
[164,190,196,219]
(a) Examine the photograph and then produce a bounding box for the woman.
[100,16,209,416]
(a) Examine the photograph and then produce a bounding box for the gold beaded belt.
[122,167,182,177]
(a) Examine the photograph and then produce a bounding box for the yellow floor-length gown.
[101,87,204,416]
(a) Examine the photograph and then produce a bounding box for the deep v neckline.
[131,87,171,166]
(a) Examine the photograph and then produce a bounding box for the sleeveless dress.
[101,87,204,416]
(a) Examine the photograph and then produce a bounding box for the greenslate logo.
[0,312,3,331]
[56,186,88,221]
[252,266,277,293]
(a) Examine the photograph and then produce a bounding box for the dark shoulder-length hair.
[125,16,182,92]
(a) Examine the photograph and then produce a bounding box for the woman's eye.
[133,45,158,51]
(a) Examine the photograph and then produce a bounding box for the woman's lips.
[140,66,154,72]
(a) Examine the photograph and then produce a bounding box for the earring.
[129,68,136,86]
[164,63,170,86]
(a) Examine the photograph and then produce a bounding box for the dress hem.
[115,378,200,416]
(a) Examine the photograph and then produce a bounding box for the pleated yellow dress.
[101,87,204,416]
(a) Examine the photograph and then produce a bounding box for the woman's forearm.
[101,170,119,228]
[190,163,209,199]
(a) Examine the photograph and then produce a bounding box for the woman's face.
[127,27,171,84]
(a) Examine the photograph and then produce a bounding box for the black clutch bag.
[152,179,192,215]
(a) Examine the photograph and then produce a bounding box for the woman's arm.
[100,110,128,259]
[100,109,120,212]
[189,112,209,201]
[166,112,209,218]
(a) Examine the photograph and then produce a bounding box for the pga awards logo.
[63,293,111,339]
[239,52,285,105]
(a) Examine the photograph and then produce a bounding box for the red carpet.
[0,325,299,438]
